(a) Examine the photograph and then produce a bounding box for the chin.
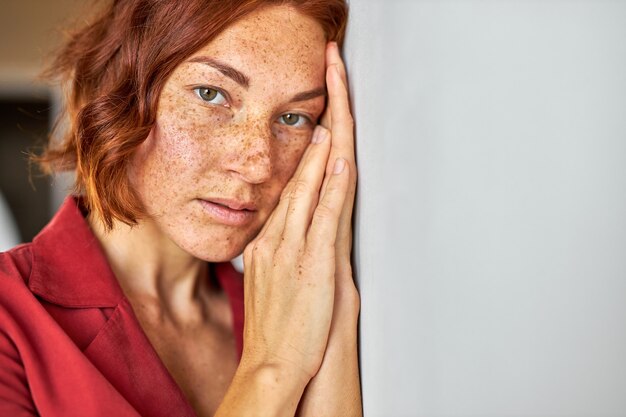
[175,226,256,263]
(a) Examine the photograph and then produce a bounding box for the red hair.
[39,0,348,229]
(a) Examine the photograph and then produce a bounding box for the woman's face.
[130,6,327,261]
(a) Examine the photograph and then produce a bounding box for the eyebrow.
[188,56,250,88]
[289,87,326,104]
[187,55,326,103]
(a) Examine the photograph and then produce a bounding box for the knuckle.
[275,243,300,266]
[313,202,336,223]
[245,237,271,259]
[255,235,274,251]
[280,182,294,201]
[325,178,345,196]
[303,244,336,267]
[290,180,313,201]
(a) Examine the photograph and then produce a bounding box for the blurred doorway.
[0,95,53,243]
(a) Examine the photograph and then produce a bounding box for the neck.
[88,214,211,319]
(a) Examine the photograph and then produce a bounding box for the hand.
[320,43,359,318]
[297,42,362,416]
[216,42,357,417]
[236,72,351,384]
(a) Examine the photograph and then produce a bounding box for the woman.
[0,0,360,416]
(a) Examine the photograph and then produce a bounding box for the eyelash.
[192,86,314,129]
[193,86,229,106]
[277,113,312,128]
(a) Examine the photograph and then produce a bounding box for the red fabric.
[0,197,245,416]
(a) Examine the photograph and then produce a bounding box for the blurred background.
[0,0,86,250]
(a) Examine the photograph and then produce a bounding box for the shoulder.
[0,244,38,318]
[0,244,40,416]
[0,243,42,340]
[0,243,34,286]
[0,242,39,318]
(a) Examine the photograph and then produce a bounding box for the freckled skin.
[130,6,327,262]
[100,7,331,416]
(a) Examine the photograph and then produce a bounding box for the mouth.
[197,198,257,226]
[206,198,257,211]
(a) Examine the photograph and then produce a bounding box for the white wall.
[346,1,626,416]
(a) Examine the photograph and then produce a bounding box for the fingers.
[281,126,332,242]
[251,42,355,264]
[307,158,350,255]
[320,42,349,129]
[253,125,331,243]
[326,49,355,166]
[322,42,358,263]
[320,42,355,188]
[326,42,349,90]
[253,130,318,242]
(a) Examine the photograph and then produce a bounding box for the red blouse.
[0,197,245,416]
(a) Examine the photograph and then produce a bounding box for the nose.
[223,119,273,184]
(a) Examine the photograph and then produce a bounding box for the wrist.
[215,361,309,417]
[241,358,312,392]
[333,287,361,327]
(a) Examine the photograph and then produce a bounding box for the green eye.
[198,87,217,101]
[280,113,301,126]
[194,87,227,105]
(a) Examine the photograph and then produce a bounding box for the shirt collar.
[28,196,124,308]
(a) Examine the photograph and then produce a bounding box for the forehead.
[187,6,327,87]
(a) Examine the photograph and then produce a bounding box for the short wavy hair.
[39,0,348,229]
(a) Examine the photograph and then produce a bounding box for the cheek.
[151,99,233,171]
[131,110,214,205]
[158,97,227,146]
[272,139,310,185]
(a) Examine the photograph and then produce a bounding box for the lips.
[198,197,256,226]
[205,198,257,211]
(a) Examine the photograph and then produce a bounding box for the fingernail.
[311,126,322,143]
[312,127,328,144]
[333,158,346,174]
